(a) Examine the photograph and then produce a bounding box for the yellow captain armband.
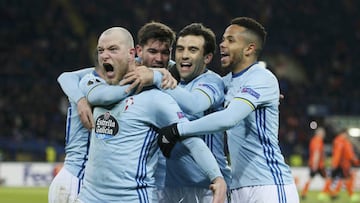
[195,88,212,103]
[234,97,255,110]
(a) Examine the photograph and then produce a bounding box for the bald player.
[75,27,226,203]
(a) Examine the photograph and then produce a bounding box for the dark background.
[1,0,359,164]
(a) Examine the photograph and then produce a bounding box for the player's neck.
[232,59,257,74]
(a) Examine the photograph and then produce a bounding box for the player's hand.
[280,93,285,100]
[151,68,178,89]
[209,177,227,203]
[120,62,154,94]
[157,123,180,158]
[77,97,94,130]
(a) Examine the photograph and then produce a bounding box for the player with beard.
[56,22,178,128]
[154,23,232,203]
[55,22,178,202]
[49,52,106,203]
[74,26,226,203]
[157,17,299,203]
[121,23,232,203]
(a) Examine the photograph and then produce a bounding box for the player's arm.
[177,69,277,136]
[120,68,177,93]
[57,67,94,103]
[157,99,252,161]
[76,97,94,130]
[158,131,227,200]
[210,177,227,203]
[79,74,132,106]
[187,140,227,203]
[87,85,132,106]
[167,61,181,82]
[57,67,95,129]
[159,126,227,201]
[152,68,178,89]
[155,94,225,188]
[163,86,212,114]
[153,71,220,114]
[178,98,254,136]
[158,98,253,155]
[180,137,225,182]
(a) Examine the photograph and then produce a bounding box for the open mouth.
[220,52,230,62]
[151,62,165,68]
[220,52,229,58]
[180,62,192,69]
[103,63,114,72]
[103,63,115,79]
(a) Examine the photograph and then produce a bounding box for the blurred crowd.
[1,0,359,163]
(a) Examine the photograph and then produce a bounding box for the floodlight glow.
[309,121,317,129]
[348,128,360,137]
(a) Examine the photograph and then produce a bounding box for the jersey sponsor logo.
[95,112,119,139]
[241,87,260,99]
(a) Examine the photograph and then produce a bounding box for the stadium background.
[1,0,359,170]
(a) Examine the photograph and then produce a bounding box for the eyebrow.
[108,45,119,49]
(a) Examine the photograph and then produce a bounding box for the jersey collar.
[232,62,258,78]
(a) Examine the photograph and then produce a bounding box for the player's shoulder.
[247,62,278,83]
[200,69,222,80]
[81,72,104,84]
[193,70,224,86]
[135,88,178,112]
[252,62,276,76]
[139,87,175,100]
[79,72,106,91]
[81,71,99,80]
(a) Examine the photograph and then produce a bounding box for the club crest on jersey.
[241,87,260,99]
[124,97,134,111]
[95,112,119,139]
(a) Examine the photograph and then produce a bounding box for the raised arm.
[86,84,132,106]
[57,67,94,129]
[163,87,213,114]
[179,98,253,136]
[153,71,221,114]
[57,67,94,103]
[157,100,253,158]
[120,67,178,94]
[79,73,132,106]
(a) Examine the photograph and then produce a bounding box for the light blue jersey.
[57,67,94,180]
[49,67,97,202]
[55,68,131,201]
[222,62,293,189]
[77,73,222,202]
[178,62,294,190]
[160,70,231,188]
[62,99,90,179]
